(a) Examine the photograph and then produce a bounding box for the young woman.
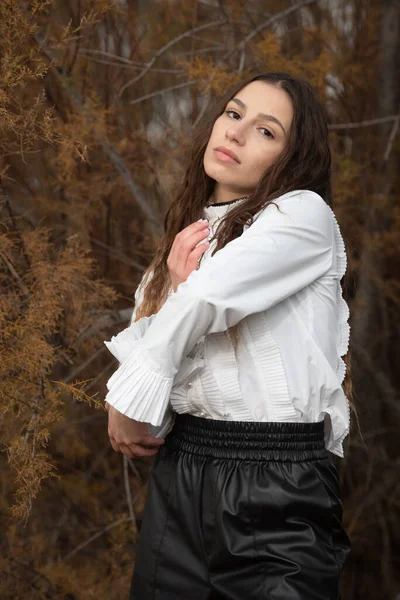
[104,72,352,599]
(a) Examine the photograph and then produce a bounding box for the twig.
[63,345,107,383]
[78,48,146,66]
[173,46,227,57]
[78,49,185,73]
[63,516,133,560]
[328,114,400,130]
[83,56,186,73]
[123,455,136,533]
[0,253,30,296]
[127,456,142,483]
[83,359,116,392]
[129,80,198,105]
[70,307,133,348]
[90,237,146,270]
[189,34,224,46]
[383,115,400,162]
[238,47,246,72]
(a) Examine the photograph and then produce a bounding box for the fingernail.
[200,218,208,222]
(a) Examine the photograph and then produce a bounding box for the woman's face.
[203,80,294,201]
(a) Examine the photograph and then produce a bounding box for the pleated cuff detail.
[104,343,173,426]
[323,403,350,458]
[104,314,157,364]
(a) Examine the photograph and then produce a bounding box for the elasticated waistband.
[166,413,328,462]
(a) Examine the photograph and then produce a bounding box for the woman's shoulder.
[272,189,330,210]
[251,189,334,229]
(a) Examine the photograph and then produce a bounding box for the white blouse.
[104,189,350,457]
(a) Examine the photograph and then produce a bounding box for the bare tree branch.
[83,360,116,392]
[384,115,400,162]
[69,307,133,351]
[193,0,318,128]
[78,49,186,73]
[127,457,143,483]
[18,7,163,234]
[63,516,133,560]
[174,46,227,56]
[0,253,30,296]
[129,80,198,105]
[78,48,146,66]
[118,19,228,97]
[123,455,136,533]
[63,346,107,383]
[328,114,400,129]
[231,0,317,49]
[90,237,146,270]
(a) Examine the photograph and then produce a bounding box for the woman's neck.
[208,187,252,205]
[207,192,250,206]
[206,196,249,207]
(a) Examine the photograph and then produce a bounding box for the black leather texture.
[130,414,351,599]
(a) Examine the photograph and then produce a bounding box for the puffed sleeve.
[104,190,334,425]
[105,268,178,437]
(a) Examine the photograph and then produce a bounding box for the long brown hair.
[134,71,353,412]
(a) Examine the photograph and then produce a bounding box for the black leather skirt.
[130,413,351,600]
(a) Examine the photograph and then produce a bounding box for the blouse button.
[188,382,192,388]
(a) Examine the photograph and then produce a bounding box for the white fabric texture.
[104,189,351,457]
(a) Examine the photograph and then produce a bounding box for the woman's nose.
[226,126,245,145]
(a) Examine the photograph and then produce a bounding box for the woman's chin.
[204,162,239,184]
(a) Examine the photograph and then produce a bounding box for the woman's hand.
[167,219,210,292]
[106,402,165,458]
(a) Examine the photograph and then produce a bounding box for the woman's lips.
[213,149,240,164]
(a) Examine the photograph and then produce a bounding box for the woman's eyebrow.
[230,97,287,136]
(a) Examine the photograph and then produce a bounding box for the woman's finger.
[169,222,209,274]
[119,443,135,459]
[137,435,165,447]
[186,240,210,272]
[128,443,160,458]
[109,437,120,453]
[174,229,210,281]
[177,220,209,244]
[168,222,204,265]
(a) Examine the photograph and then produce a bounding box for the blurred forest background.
[0,0,399,598]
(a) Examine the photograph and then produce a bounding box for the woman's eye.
[260,128,274,139]
[225,110,274,139]
[225,109,240,119]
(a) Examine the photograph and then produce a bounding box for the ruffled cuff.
[147,409,175,438]
[103,316,206,427]
[104,343,174,426]
[104,314,157,364]
[103,314,173,425]
[323,405,350,458]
